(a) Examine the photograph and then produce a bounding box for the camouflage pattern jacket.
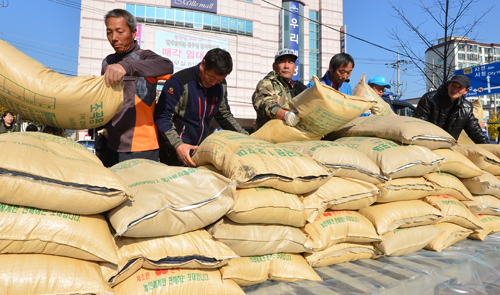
[252,71,295,130]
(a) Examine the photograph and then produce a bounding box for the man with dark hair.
[101,9,173,167]
[414,75,488,143]
[252,49,307,130]
[154,48,248,167]
[307,53,354,95]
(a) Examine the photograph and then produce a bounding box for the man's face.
[369,84,385,97]
[3,113,13,124]
[273,55,296,82]
[199,60,227,89]
[106,17,136,54]
[329,62,353,85]
[447,82,469,101]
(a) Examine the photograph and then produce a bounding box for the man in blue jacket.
[306,53,354,95]
[155,48,248,167]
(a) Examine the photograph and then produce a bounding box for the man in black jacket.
[413,75,488,144]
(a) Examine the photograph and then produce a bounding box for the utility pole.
[386,51,409,99]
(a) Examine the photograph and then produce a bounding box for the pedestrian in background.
[0,111,19,134]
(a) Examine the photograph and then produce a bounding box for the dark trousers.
[102,149,159,168]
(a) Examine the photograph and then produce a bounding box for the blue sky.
[0,0,498,99]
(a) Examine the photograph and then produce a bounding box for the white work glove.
[284,110,300,127]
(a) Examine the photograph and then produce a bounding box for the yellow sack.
[424,223,473,252]
[422,195,482,229]
[433,148,483,178]
[333,137,444,179]
[250,119,321,143]
[476,144,500,159]
[227,187,305,227]
[0,254,112,294]
[220,254,321,287]
[461,172,500,198]
[303,242,382,268]
[326,116,456,150]
[304,210,381,251]
[278,140,387,184]
[112,268,245,295]
[458,132,475,145]
[451,145,500,175]
[192,131,332,194]
[374,225,444,256]
[0,132,130,214]
[358,200,443,235]
[464,195,500,216]
[423,172,474,201]
[207,217,309,256]
[302,177,379,223]
[376,177,435,203]
[0,204,118,264]
[289,75,377,136]
[457,99,484,145]
[469,215,500,241]
[107,159,235,238]
[352,74,396,116]
[99,229,237,287]
[0,39,123,129]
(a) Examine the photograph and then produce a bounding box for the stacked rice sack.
[0,132,131,294]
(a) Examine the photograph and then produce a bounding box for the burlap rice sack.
[352,74,396,116]
[376,177,435,203]
[461,172,500,198]
[0,254,112,294]
[303,242,382,267]
[469,215,500,241]
[0,39,123,129]
[192,131,332,194]
[0,132,130,214]
[476,144,500,159]
[220,253,321,287]
[423,172,474,201]
[303,210,381,251]
[99,229,237,287]
[463,195,500,216]
[112,268,245,295]
[374,225,444,256]
[432,148,483,178]
[207,217,309,256]
[0,204,118,264]
[227,187,306,227]
[250,119,321,143]
[451,145,500,176]
[325,116,456,150]
[302,177,379,223]
[278,140,387,184]
[358,200,443,234]
[424,223,473,252]
[107,159,235,238]
[289,75,377,136]
[422,195,482,229]
[332,137,444,179]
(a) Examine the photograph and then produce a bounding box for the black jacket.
[413,84,488,144]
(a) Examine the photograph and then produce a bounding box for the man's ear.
[132,28,137,39]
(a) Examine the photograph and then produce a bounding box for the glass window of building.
[467,54,477,61]
[309,10,320,80]
[485,48,492,54]
[495,48,500,55]
[458,44,465,51]
[467,44,477,52]
[458,53,466,60]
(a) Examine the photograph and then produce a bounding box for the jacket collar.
[114,41,140,58]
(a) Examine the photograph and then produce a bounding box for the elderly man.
[154,48,248,167]
[252,49,307,130]
[101,9,173,167]
[307,53,354,95]
[413,75,488,143]
[368,76,391,97]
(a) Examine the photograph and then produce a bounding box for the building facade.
[425,36,500,114]
[78,0,344,130]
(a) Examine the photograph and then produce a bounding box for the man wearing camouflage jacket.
[252,49,307,130]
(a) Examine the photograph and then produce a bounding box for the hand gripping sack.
[352,74,396,116]
[0,132,129,214]
[250,119,322,143]
[107,159,235,238]
[192,131,332,194]
[99,229,237,287]
[278,140,387,184]
[289,75,377,136]
[0,39,123,129]
[325,115,456,150]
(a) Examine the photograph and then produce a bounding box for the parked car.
[76,139,96,154]
[382,92,416,117]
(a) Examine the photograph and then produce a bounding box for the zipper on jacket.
[196,94,207,146]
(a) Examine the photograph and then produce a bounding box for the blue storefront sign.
[288,1,300,80]
[171,0,217,14]
[455,61,500,97]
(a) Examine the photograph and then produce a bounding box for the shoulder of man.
[172,66,198,85]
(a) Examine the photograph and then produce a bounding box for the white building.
[425,36,500,114]
[77,0,344,131]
